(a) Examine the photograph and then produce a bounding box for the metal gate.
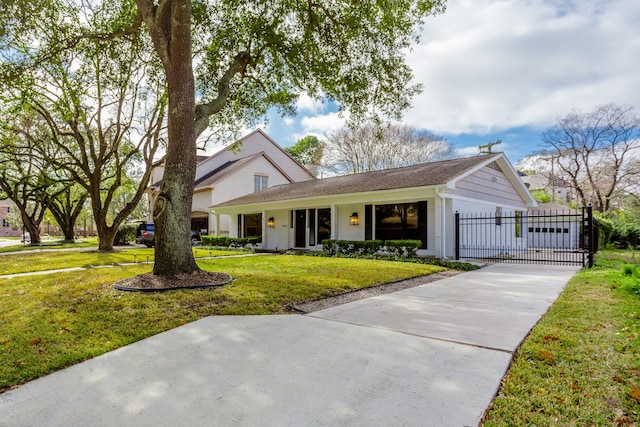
[455,206,594,267]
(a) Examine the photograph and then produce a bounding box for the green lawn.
[0,247,246,275]
[482,250,640,425]
[0,238,100,253]
[0,254,444,392]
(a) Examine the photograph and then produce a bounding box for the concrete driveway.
[0,263,579,427]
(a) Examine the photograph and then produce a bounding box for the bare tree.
[542,104,640,212]
[323,123,454,175]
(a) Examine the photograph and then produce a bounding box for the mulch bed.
[289,270,462,313]
[113,271,232,292]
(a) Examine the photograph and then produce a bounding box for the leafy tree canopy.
[285,135,325,166]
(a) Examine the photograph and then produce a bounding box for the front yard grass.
[0,247,245,275]
[0,238,100,253]
[482,250,640,425]
[0,255,444,392]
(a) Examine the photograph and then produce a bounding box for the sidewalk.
[0,263,579,427]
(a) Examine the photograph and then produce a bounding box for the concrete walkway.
[0,263,580,427]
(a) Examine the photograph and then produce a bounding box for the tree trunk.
[97,225,118,251]
[150,0,199,276]
[59,221,76,242]
[21,216,41,245]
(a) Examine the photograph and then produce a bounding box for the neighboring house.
[520,173,573,204]
[146,129,316,236]
[0,199,22,238]
[210,153,537,259]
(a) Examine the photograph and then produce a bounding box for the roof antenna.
[479,140,502,154]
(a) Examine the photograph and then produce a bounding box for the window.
[515,211,523,238]
[495,207,502,226]
[308,208,331,246]
[317,208,331,244]
[2,218,9,227]
[254,175,268,192]
[375,203,420,241]
[243,213,262,237]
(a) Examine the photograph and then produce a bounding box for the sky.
[218,0,640,165]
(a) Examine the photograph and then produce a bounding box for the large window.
[254,175,268,192]
[317,208,331,244]
[375,203,420,241]
[308,208,331,246]
[243,213,262,237]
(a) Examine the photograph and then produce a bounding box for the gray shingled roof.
[213,154,500,208]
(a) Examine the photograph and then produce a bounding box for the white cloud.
[404,0,640,135]
[298,112,347,139]
[296,94,326,114]
[455,146,479,157]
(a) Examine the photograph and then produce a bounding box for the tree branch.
[194,51,253,138]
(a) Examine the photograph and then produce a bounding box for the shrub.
[384,240,422,257]
[200,236,261,248]
[322,239,384,256]
[114,224,137,245]
[321,239,422,257]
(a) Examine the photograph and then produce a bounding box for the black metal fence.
[455,206,594,267]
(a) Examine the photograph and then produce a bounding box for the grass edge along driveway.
[481,250,640,426]
[1,254,445,392]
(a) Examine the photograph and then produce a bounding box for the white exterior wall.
[452,164,528,209]
[451,198,527,254]
[337,204,364,242]
[264,209,290,250]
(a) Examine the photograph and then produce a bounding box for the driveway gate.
[454,206,594,267]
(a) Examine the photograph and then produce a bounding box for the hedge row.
[321,239,422,257]
[200,236,261,247]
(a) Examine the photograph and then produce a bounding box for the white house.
[147,129,316,235]
[210,153,537,259]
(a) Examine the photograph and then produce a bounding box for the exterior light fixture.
[349,212,359,226]
[267,217,275,228]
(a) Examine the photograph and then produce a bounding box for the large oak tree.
[136,0,447,276]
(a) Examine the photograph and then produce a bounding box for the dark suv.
[135,222,155,247]
[135,222,201,247]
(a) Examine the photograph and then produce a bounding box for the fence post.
[586,205,594,268]
[454,211,460,260]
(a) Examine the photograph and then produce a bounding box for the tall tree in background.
[0,121,53,245]
[47,184,88,241]
[285,135,325,177]
[542,104,640,212]
[2,0,447,278]
[1,1,166,251]
[323,123,454,175]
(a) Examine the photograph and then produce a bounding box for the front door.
[295,210,306,248]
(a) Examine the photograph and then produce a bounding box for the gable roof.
[212,153,509,208]
[194,152,295,190]
[195,129,316,181]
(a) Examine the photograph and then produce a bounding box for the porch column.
[209,211,220,236]
[262,209,268,248]
[331,204,338,239]
[434,191,444,258]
